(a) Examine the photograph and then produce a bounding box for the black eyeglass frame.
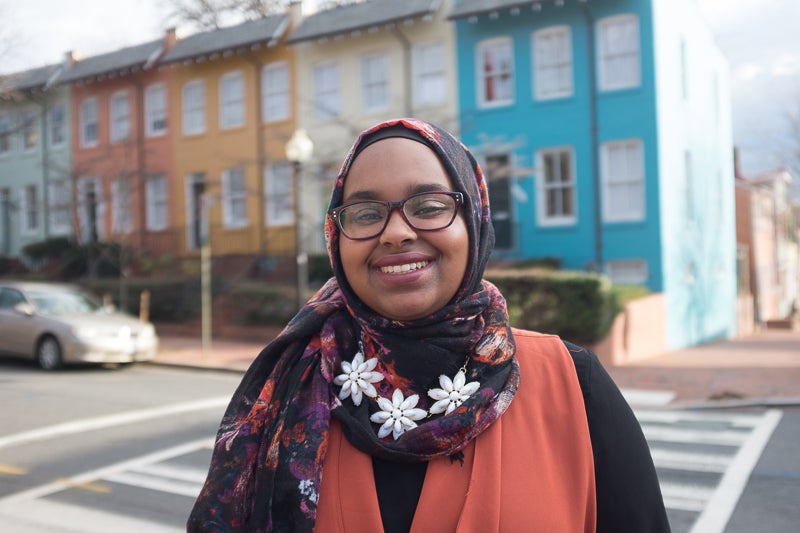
[328,191,464,240]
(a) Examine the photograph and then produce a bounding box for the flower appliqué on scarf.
[427,370,480,415]
[369,389,428,440]
[333,351,384,406]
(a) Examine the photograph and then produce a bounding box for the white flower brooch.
[337,349,480,440]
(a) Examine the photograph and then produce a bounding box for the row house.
[59,33,176,256]
[449,0,737,349]
[0,63,71,260]
[288,0,459,254]
[158,13,294,257]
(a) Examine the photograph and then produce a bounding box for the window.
[536,147,576,225]
[48,104,66,147]
[601,139,644,222]
[0,113,11,155]
[264,163,293,226]
[477,37,514,107]
[182,80,206,135]
[313,61,340,120]
[485,153,514,250]
[413,41,447,107]
[111,177,132,234]
[597,14,640,90]
[361,51,389,113]
[77,177,104,243]
[222,167,247,228]
[48,179,71,234]
[680,38,688,100]
[109,91,131,142]
[80,98,99,146]
[606,259,648,285]
[262,61,290,122]
[533,26,573,100]
[145,83,167,136]
[220,71,245,129]
[684,150,694,223]
[21,184,39,234]
[146,174,169,231]
[21,109,37,151]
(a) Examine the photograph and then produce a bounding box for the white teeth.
[379,261,428,274]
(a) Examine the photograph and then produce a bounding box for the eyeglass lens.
[337,192,458,239]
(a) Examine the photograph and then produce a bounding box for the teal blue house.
[449,0,737,348]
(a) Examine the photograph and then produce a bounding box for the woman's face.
[339,137,469,321]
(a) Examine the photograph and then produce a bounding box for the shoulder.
[511,329,596,398]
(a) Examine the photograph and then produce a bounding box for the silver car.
[0,281,158,370]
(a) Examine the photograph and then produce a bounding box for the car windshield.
[28,289,104,315]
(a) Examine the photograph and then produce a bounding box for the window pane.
[110,93,131,142]
[182,81,206,134]
[262,62,290,122]
[220,72,245,129]
[598,15,640,90]
[146,84,167,136]
[479,39,514,106]
[265,163,294,226]
[414,41,446,106]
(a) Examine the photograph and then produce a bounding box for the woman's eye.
[409,200,448,218]
[348,206,385,225]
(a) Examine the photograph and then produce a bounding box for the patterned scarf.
[188,118,519,532]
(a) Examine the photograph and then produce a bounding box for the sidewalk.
[152,327,800,406]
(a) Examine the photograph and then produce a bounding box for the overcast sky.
[1,0,798,175]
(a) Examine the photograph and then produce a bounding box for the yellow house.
[160,14,299,257]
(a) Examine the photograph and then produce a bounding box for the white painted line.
[635,409,766,427]
[622,388,676,407]
[131,463,209,484]
[650,448,733,473]
[0,497,183,533]
[689,409,783,533]
[0,397,230,450]
[659,482,715,512]
[106,471,201,498]
[0,438,214,503]
[642,425,751,447]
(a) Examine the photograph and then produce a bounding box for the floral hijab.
[188,118,518,532]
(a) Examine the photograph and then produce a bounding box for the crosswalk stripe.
[642,425,751,446]
[636,409,766,427]
[106,471,201,498]
[131,463,208,484]
[650,448,733,473]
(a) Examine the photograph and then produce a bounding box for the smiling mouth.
[379,261,429,274]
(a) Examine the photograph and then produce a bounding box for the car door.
[0,287,35,356]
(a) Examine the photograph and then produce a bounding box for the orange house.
[159,14,298,258]
[63,30,177,258]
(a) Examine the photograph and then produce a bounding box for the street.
[0,359,797,532]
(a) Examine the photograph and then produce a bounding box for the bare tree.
[165,0,290,30]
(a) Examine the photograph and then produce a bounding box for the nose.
[379,207,417,246]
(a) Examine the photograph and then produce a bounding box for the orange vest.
[316,329,596,532]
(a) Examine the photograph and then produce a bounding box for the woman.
[188,118,670,532]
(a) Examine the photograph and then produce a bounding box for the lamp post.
[285,129,314,310]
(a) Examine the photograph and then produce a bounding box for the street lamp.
[286,128,314,310]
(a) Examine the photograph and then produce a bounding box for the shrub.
[22,237,73,261]
[308,254,334,284]
[80,278,203,322]
[231,283,296,325]
[485,268,620,346]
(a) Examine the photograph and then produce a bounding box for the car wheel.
[37,336,63,370]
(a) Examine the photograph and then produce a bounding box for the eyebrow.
[343,183,452,203]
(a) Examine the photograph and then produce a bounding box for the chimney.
[63,50,77,66]
[164,27,178,49]
[733,146,743,180]
[289,0,304,29]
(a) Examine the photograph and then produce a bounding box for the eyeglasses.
[328,191,464,240]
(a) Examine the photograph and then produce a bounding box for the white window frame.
[533,26,573,100]
[219,70,245,130]
[477,37,515,108]
[262,61,290,123]
[360,51,389,114]
[47,178,71,235]
[606,259,648,285]
[146,174,169,231]
[109,91,131,143]
[536,146,576,226]
[111,177,133,234]
[597,14,641,91]
[601,139,645,222]
[0,113,12,156]
[222,167,248,228]
[48,104,66,148]
[264,162,294,226]
[21,108,38,152]
[313,61,340,120]
[182,79,206,135]
[413,40,447,107]
[145,83,167,137]
[20,184,39,235]
[80,97,99,147]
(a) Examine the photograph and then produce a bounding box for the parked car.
[0,281,158,370]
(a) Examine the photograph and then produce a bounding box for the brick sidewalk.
[152,327,800,405]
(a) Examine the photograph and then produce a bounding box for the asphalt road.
[0,358,797,532]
